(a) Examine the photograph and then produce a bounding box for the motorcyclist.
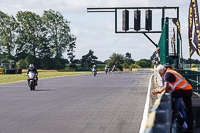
[92,65,97,72]
[112,65,116,72]
[105,65,108,74]
[107,66,110,73]
[26,64,38,86]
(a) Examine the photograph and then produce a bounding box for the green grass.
[0,71,91,84]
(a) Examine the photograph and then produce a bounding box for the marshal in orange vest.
[164,68,192,91]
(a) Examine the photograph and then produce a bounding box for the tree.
[125,52,131,60]
[122,62,130,68]
[130,64,141,69]
[182,58,200,64]
[0,11,18,56]
[16,11,45,64]
[43,10,76,55]
[16,55,34,69]
[135,59,151,68]
[105,53,125,70]
[81,50,98,69]
[0,10,76,69]
[67,39,76,63]
[123,52,134,68]
[42,9,76,69]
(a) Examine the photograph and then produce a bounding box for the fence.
[178,69,200,94]
[132,68,154,72]
[158,17,180,68]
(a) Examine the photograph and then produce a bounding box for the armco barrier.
[144,92,172,133]
[132,68,154,72]
[190,68,198,71]
[178,69,200,93]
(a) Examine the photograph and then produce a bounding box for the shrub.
[123,62,130,68]
[130,64,141,70]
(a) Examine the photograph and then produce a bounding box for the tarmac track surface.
[0,71,152,133]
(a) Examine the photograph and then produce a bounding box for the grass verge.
[0,71,91,84]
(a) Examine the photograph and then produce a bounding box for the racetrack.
[0,71,152,133]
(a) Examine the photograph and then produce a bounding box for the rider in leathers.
[26,64,38,86]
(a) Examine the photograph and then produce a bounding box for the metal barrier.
[144,69,200,133]
[178,70,200,93]
[144,92,172,133]
[132,68,154,72]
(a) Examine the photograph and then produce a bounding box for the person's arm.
[35,68,38,75]
[26,69,29,75]
[152,82,169,95]
[158,82,169,93]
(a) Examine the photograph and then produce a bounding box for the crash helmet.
[29,64,34,70]
[93,65,96,68]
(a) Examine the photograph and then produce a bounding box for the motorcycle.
[27,71,37,91]
[107,67,110,73]
[105,69,108,74]
[92,68,97,77]
[112,68,116,72]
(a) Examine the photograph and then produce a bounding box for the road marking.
[139,74,153,133]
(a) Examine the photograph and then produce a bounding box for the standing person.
[155,47,160,65]
[152,65,193,133]
[152,47,163,89]
[26,64,38,86]
[175,98,187,122]
[155,47,162,89]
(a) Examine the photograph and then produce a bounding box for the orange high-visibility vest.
[165,68,192,91]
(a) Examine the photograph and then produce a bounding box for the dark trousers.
[172,89,193,130]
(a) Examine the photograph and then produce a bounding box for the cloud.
[0,0,198,61]
[1,0,150,15]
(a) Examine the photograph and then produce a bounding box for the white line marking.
[139,74,153,133]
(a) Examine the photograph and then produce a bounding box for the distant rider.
[105,65,108,74]
[112,65,116,72]
[92,65,97,72]
[107,66,110,73]
[26,64,38,86]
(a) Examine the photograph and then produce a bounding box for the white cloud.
[0,0,199,61]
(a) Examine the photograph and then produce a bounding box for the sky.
[0,0,199,62]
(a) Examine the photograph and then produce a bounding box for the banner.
[172,18,182,41]
[171,36,174,53]
[189,0,200,56]
[173,28,176,54]
[189,1,197,57]
[172,18,183,60]
[171,28,176,55]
